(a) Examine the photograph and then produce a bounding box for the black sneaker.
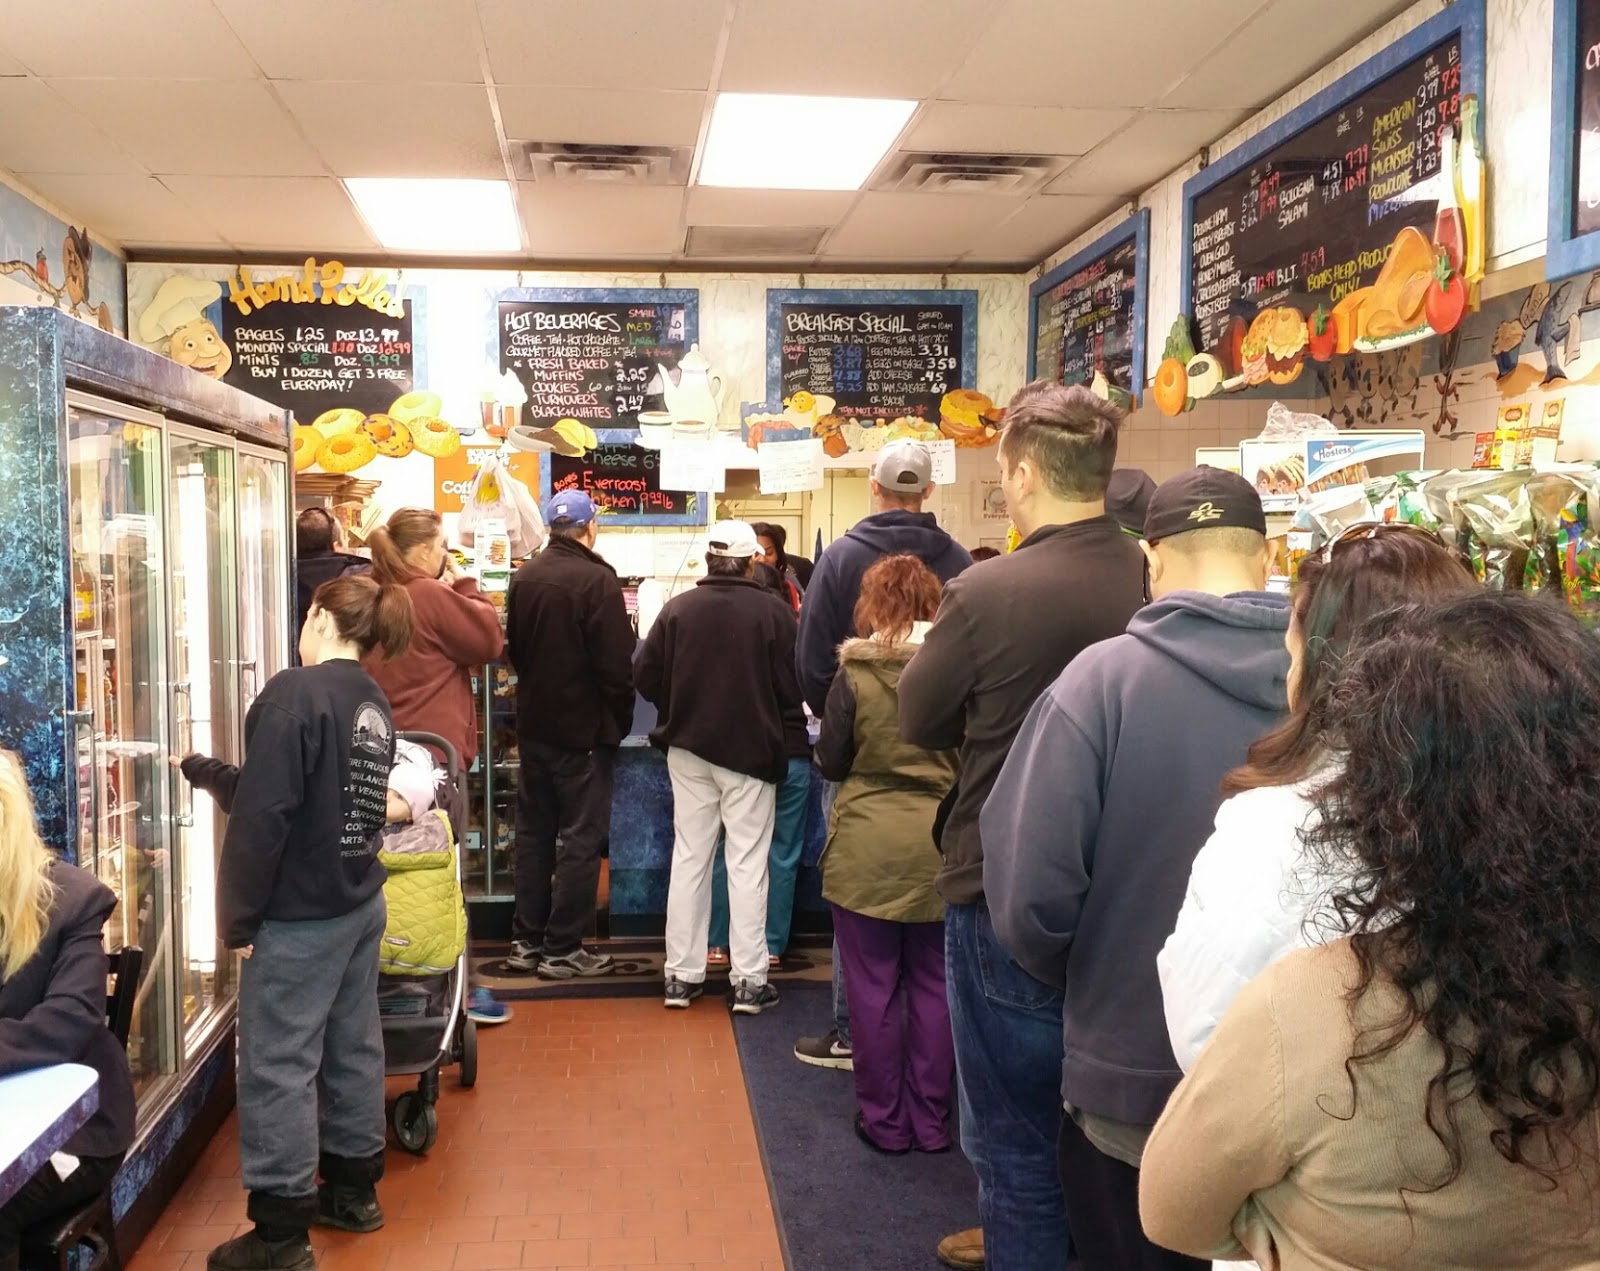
[794,1029,854,1071]
[505,940,541,973]
[664,976,704,1009]
[731,980,779,1016]
[538,948,615,980]
[315,1185,384,1233]
[207,1230,316,1271]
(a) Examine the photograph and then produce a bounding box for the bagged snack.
[1525,467,1600,621]
[1450,470,1535,590]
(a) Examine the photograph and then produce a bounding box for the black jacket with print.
[182,660,395,947]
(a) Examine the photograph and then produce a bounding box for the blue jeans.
[709,757,811,955]
[823,778,851,1047]
[946,901,1071,1271]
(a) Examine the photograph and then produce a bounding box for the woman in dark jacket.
[0,750,135,1271]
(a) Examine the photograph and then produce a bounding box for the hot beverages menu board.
[498,297,689,428]
[548,444,694,518]
[222,300,415,421]
[1186,30,1464,352]
[1033,233,1139,393]
[775,299,969,419]
[1574,0,1600,237]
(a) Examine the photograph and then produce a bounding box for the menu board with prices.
[1029,212,1148,398]
[222,300,416,422]
[1183,18,1474,354]
[546,443,701,523]
[1573,0,1600,237]
[495,289,697,430]
[765,289,979,421]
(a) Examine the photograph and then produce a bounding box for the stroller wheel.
[392,1090,438,1154]
[459,1017,478,1090]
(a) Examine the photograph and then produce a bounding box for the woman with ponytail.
[178,574,413,1271]
[364,508,503,769]
[0,752,135,1271]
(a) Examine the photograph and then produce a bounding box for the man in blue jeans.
[900,384,1146,1270]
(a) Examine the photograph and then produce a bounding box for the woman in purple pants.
[815,555,958,1154]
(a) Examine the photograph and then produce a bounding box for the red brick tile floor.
[128,999,786,1271]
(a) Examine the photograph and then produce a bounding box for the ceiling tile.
[18,174,224,247]
[48,80,325,176]
[497,87,705,147]
[213,0,485,83]
[516,183,683,256]
[960,193,1127,265]
[0,80,143,174]
[719,0,993,97]
[277,82,503,178]
[685,188,855,226]
[822,191,1027,261]
[905,103,1135,156]
[480,0,723,91]
[0,0,255,77]
[943,0,1272,108]
[1045,109,1246,196]
[160,176,375,250]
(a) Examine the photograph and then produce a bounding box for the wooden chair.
[20,946,143,1271]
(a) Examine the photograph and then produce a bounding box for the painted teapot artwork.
[659,343,725,430]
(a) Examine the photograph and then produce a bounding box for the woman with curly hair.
[1140,592,1600,1269]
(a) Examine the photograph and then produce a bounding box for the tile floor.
[128,998,785,1271]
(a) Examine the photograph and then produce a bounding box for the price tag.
[758,438,826,494]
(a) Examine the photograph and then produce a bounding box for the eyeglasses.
[1317,520,1445,563]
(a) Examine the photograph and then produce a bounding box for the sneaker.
[314,1185,384,1233]
[505,940,541,973]
[793,1029,854,1071]
[207,1230,316,1271]
[466,987,512,1026]
[537,948,615,980]
[731,979,779,1015]
[936,1228,984,1270]
[664,975,704,1009]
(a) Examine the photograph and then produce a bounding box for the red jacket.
[365,574,504,764]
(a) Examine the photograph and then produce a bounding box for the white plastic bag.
[459,453,545,558]
[1258,401,1339,440]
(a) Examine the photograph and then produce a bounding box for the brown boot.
[937,1227,984,1269]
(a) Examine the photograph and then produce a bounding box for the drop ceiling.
[0,0,1418,269]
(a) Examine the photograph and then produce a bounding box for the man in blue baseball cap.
[503,490,636,979]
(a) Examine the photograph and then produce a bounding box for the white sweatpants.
[664,748,776,987]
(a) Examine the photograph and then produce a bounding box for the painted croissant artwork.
[0,226,114,331]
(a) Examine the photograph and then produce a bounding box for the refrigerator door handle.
[67,709,102,859]
[171,682,194,827]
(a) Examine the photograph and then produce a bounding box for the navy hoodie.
[796,510,971,715]
[982,589,1290,1125]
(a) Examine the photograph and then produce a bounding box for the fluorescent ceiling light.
[698,93,916,191]
[343,178,520,252]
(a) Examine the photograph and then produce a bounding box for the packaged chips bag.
[1525,467,1600,622]
[1450,470,1536,590]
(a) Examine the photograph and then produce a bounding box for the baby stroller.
[376,731,477,1154]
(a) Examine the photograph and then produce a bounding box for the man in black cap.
[982,467,1290,1271]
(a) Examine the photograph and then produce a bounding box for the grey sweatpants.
[237,890,387,1227]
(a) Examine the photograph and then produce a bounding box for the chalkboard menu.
[548,444,695,518]
[222,300,415,421]
[1574,0,1600,237]
[1186,29,1465,353]
[1031,218,1144,396]
[767,290,978,421]
[498,293,692,429]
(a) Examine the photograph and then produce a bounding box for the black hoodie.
[295,550,369,663]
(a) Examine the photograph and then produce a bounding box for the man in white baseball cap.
[635,519,803,1016]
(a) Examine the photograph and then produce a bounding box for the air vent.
[514,142,691,186]
[683,225,828,259]
[873,152,1066,195]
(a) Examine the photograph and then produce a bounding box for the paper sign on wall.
[658,444,726,493]
[928,439,956,485]
[758,438,825,494]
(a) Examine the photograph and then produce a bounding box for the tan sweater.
[1141,940,1600,1270]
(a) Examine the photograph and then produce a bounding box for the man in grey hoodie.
[983,468,1289,1271]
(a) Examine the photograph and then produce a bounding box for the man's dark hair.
[296,506,336,555]
[969,546,1001,561]
[706,554,749,578]
[999,381,1121,501]
[547,520,588,541]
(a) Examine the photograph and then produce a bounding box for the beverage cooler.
[0,307,292,1238]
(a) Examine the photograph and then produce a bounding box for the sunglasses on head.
[1317,520,1444,563]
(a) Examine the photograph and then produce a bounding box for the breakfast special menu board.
[546,444,695,519]
[764,288,979,421]
[1570,0,1600,237]
[1029,211,1149,399]
[494,288,697,429]
[1181,6,1482,355]
[1547,0,1600,278]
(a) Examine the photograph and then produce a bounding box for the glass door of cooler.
[66,391,177,1107]
[166,430,240,1054]
[237,448,291,710]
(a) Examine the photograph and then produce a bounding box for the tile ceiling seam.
[469,0,528,255]
[674,0,738,265]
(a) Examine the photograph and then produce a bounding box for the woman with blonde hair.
[0,751,135,1271]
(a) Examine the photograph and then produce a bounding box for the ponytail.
[312,575,414,659]
[368,508,442,585]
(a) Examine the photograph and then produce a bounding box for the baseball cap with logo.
[1143,466,1267,544]
[542,490,596,528]
[871,439,934,494]
[706,519,761,558]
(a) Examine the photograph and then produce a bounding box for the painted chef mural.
[137,276,233,379]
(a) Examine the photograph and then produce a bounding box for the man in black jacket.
[293,508,368,663]
[504,491,635,980]
[635,520,802,1017]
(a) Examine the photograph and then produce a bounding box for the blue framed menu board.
[1548,0,1600,278]
[765,288,979,421]
[1028,210,1149,401]
[1180,1,1485,356]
